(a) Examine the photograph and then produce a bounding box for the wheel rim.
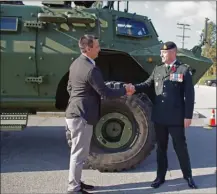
[94,112,134,150]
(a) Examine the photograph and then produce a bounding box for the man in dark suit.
[65,34,133,194]
[129,41,197,189]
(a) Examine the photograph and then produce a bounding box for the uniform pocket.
[154,76,160,81]
[154,76,160,87]
[171,81,182,88]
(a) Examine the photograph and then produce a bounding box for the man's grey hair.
[78,34,98,53]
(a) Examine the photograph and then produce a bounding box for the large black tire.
[65,81,156,172]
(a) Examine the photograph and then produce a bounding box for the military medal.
[155,82,158,86]
[178,74,183,82]
[170,73,174,81]
[170,73,183,82]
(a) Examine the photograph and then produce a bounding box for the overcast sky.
[23,1,216,49]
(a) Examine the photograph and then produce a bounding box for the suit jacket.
[134,60,195,126]
[65,54,126,125]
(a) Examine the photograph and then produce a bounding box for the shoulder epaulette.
[182,64,190,70]
[178,62,189,68]
[183,63,190,68]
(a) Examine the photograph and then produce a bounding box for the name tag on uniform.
[170,73,183,82]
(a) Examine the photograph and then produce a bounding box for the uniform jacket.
[65,54,126,125]
[134,60,195,126]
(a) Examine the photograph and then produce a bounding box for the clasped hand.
[124,83,135,96]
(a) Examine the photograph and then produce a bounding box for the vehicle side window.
[115,17,149,38]
[0,17,19,32]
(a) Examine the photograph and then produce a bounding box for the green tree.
[201,19,216,76]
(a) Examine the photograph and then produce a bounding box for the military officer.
[131,41,197,189]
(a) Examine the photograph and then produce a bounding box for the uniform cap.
[160,41,177,50]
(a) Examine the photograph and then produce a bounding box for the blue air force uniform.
[134,41,195,185]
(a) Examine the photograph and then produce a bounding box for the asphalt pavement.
[1,85,216,194]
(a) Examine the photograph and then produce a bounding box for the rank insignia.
[170,73,183,82]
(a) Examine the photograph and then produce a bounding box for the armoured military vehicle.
[0,1,212,172]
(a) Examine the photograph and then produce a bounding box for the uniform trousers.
[154,123,192,179]
[65,117,93,192]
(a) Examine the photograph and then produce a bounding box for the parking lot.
[1,85,216,194]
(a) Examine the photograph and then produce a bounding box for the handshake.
[124,83,136,96]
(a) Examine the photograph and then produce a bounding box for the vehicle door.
[0,4,40,97]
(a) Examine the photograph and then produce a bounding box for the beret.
[160,41,177,50]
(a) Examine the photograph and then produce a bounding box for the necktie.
[165,65,170,70]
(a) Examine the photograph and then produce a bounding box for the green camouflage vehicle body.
[0,1,212,172]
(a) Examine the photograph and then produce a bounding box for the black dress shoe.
[151,177,165,188]
[184,177,198,189]
[81,182,94,190]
